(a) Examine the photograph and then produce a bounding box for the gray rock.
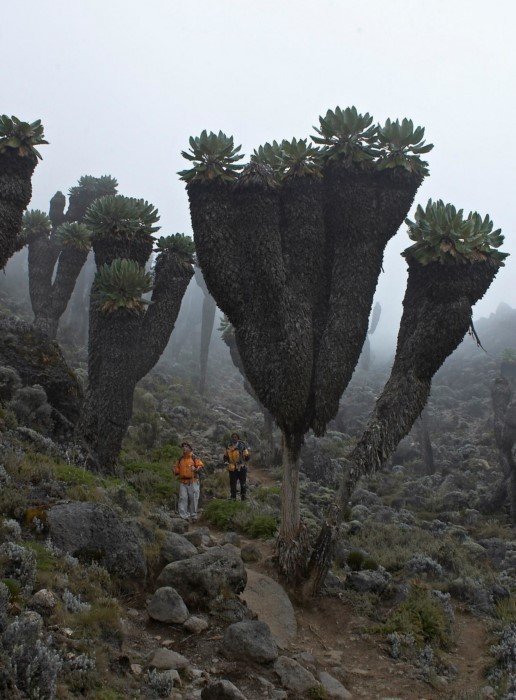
[201,679,246,700]
[47,502,146,579]
[346,568,391,594]
[220,532,241,546]
[184,528,213,547]
[147,587,189,624]
[183,615,209,634]
[29,588,58,615]
[157,545,246,608]
[319,671,352,699]
[150,648,189,671]
[222,620,278,663]
[169,518,189,534]
[161,531,198,563]
[0,316,82,436]
[274,655,317,693]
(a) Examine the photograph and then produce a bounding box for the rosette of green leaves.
[94,258,153,313]
[55,222,92,251]
[68,175,118,200]
[219,315,234,340]
[403,199,508,266]
[0,116,48,159]
[312,106,378,164]
[278,138,322,179]
[22,210,52,242]
[179,130,244,182]
[251,141,283,175]
[154,233,195,262]
[376,119,433,175]
[84,195,160,239]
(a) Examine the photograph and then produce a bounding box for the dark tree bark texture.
[188,163,422,580]
[0,151,37,270]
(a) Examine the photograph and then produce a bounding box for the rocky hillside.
[0,303,515,698]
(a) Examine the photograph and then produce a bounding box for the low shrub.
[203,499,246,529]
[203,499,278,539]
[380,583,451,649]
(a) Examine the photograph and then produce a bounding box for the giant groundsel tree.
[305,200,507,592]
[77,197,194,471]
[0,116,47,270]
[23,175,118,338]
[181,112,435,578]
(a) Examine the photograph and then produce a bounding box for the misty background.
[3,0,515,356]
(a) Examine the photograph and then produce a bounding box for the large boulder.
[222,620,278,664]
[157,545,246,609]
[274,656,318,693]
[47,502,146,579]
[160,531,198,563]
[0,316,82,432]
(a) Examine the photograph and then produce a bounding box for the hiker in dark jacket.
[223,432,250,501]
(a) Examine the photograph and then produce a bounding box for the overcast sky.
[4,0,515,349]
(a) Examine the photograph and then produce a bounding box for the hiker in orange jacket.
[174,441,204,521]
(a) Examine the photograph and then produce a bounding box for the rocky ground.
[1,302,516,698]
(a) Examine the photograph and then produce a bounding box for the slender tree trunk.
[416,410,434,474]
[276,431,309,582]
[198,292,216,395]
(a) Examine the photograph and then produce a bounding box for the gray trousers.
[178,481,200,519]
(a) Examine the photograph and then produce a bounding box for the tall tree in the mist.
[0,116,47,270]
[77,197,193,472]
[23,175,118,339]
[492,372,516,523]
[220,317,275,458]
[181,111,432,579]
[359,301,381,371]
[194,264,217,395]
[306,200,506,593]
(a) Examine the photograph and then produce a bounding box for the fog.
[3,0,515,352]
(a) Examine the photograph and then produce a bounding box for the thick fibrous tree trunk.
[62,252,95,346]
[305,258,500,593]
[195,266,216,395]
[491,377,516,522]
[79,253,192,471]
[0,151,37,270]
[189,164,422,580]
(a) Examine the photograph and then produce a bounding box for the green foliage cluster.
[121,455,180,502]
[403,199,507,266]
[55,222,92,251]
[94,259,153,314]
[179,130,244,183]
[376,118,433,175]
[0,115,48,159]
[502,348,516,364]
[68,174,118,200]
[347,549,378,571]
[154,233,195,261]
[251,138,321,181]
[203,498,277,539]
[313,106,378,164]
[182,106,433,183]
[21,209,52,242]
[84,194,160,239]
[380,584,451,649]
